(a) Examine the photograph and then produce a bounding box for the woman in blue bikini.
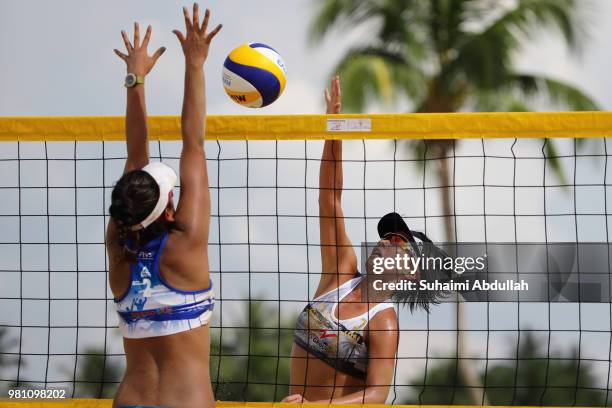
[107,4,221,408]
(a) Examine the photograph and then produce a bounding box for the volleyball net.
[1,112,612,406]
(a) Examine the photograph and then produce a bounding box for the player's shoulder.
[369,304,398,330]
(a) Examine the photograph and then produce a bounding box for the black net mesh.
[0,137,611,405]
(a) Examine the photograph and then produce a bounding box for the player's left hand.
[114,23,166,76]
[173,3,222,68]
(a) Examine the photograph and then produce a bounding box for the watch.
[124,73,145,88]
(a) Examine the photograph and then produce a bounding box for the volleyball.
[222,43,287,108]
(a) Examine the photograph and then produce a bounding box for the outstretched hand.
[173,3,222,68]
[114,23,166,76]
[325,75,342,114]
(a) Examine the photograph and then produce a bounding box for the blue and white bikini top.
[293,275,396,380]
[113,233,214,339]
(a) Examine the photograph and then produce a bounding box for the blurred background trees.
[403,331,606,406]
[310,0,597,114]
[211,300,294,402]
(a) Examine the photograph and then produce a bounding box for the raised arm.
[107,23,165,254]
[113,23,165,173]
[171,4,222,242]
[317,76,358,297]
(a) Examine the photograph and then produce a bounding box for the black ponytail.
[393,231,454,313]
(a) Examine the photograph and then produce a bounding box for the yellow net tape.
[0,401,593,408]
[0,112,611,141]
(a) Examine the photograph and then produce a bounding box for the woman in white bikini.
[284,77,448,404]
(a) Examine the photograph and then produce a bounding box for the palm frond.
[309,0,430,56]
[335,54,392,112]
[515,0,583,50]
[429,0,471,57]
[473,90,533,112]
[448,0,585,91]
[544,140,569,186]
[334,46,428,112]
[473,0,583,50]
[308,0,377,43]
[444,20,517,90]
[512,74,599,111]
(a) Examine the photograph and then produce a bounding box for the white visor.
[130,162,178,231]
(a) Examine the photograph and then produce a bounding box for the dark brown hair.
[108,170,173,263]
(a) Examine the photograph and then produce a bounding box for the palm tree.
[311,0,597,114]
[311,0,599,404]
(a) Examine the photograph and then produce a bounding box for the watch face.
[125,74,136,87]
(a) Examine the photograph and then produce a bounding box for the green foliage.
[310,0,598,113]
[0,328,19,394]
[0,328,17,369]
[72,347,122,398]
[403,332,607,406]
[211,300,295,402]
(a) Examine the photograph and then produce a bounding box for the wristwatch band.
[125,73,146,88]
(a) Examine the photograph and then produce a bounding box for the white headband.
[130,162,178,231]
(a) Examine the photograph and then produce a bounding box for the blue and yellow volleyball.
[222,43,287,108]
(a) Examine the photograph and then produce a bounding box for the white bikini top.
[294,275,396,379]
